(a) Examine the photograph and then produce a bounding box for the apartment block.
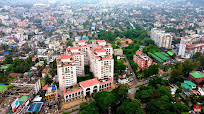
[133,51,153,68]
[89,40,114,80]
[178,37,204,58]
[150,28,172,49]
[56,55,77,91]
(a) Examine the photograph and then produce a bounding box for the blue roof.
[44,29,50,31]
[52,86,56,90]
[27,102,43,112]
[10,44,17,47]
[75,35,79,37]
[73,30,77,32]
[78,30,83,32]
[4,51,9,54]
[0,83,5,85]
[82,36,88,40]
[48,26,55,28]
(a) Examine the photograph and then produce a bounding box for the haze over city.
[0,0,203,114]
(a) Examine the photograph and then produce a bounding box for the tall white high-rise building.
[57,40,114,91]
[150,28,173,49]
[89,40,114,80]
[57,55,77,91]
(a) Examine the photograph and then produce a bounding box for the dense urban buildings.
[0,0,204,113]
[133,50,153,68]
[150,28,173,49]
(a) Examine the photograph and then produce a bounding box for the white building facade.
[150,28,173,49]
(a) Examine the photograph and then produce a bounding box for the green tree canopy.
[94,91,119,112]
[116,99,143,114]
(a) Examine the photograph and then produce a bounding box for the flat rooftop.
[12,77,39,84]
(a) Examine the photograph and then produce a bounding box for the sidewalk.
[61,98,86,109]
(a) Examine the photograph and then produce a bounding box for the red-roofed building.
[60,55,72,59]
[42,84,49,90]
[9,73,22,77]
[120,39,133,44]
[63,78,112,103]
[79,78,100,88]
[133,51,153,68]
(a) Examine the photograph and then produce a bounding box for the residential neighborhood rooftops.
[0,85,7,92]
[80,78,100,88]
[190,71,204,78]
[148,52,164,63]
[27,102,43,112]
[167,51,173,56]
[184,80,197,87]
[9,73,22,77]
[19,95,29,105]
[181,83,192,89]
[154,52,169,61]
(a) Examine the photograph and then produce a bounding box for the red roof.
[63,64,71,67]
[70,47,80,50]
[136,51,143,55]
[61,55,72,59]
[60,44,65,46]
[42,84,48,90]
[9,73,22,77]
[97,40,106,43]
[64,87,83,95]
[80,78,100,88]
[102,58,110,60]
[95,56,100,59]
[77,40,86,43]
[96,49,106,53]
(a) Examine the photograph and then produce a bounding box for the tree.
[53,81,59,87]
[80,101,99,114]
[182,59,195,77]
[49,68,56,77]
[149,77,168,87]
[62,111,70,114]
[3,55,13,64]
[35,58,39,63]
[143,68,149,78]
[116,99,143,114]
[199,55,204,71]
[66,41,73,47]
[119,85,128,97]
[117,41,121,46]
[135,86,155,103]
[45,75,52,85]
[169,63,184,83]
[94,91,118,112]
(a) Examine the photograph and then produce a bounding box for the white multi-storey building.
[57,40,114,92]
[56,55,77,91]
[150,28,173,49]
[178,37,204,58]
[66,47,85,76]
[73,40,91,66]
[89,40,114,80]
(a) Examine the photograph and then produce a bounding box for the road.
[129,22,136,29]
[123,54,138,84]
[128,75,171,98]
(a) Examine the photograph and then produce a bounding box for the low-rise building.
[64,78,112,102]
[178,37,204,58]
[133,51,153,68]
[189,71,204,83]
[44,85,58,106]
[11,77,41,94]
